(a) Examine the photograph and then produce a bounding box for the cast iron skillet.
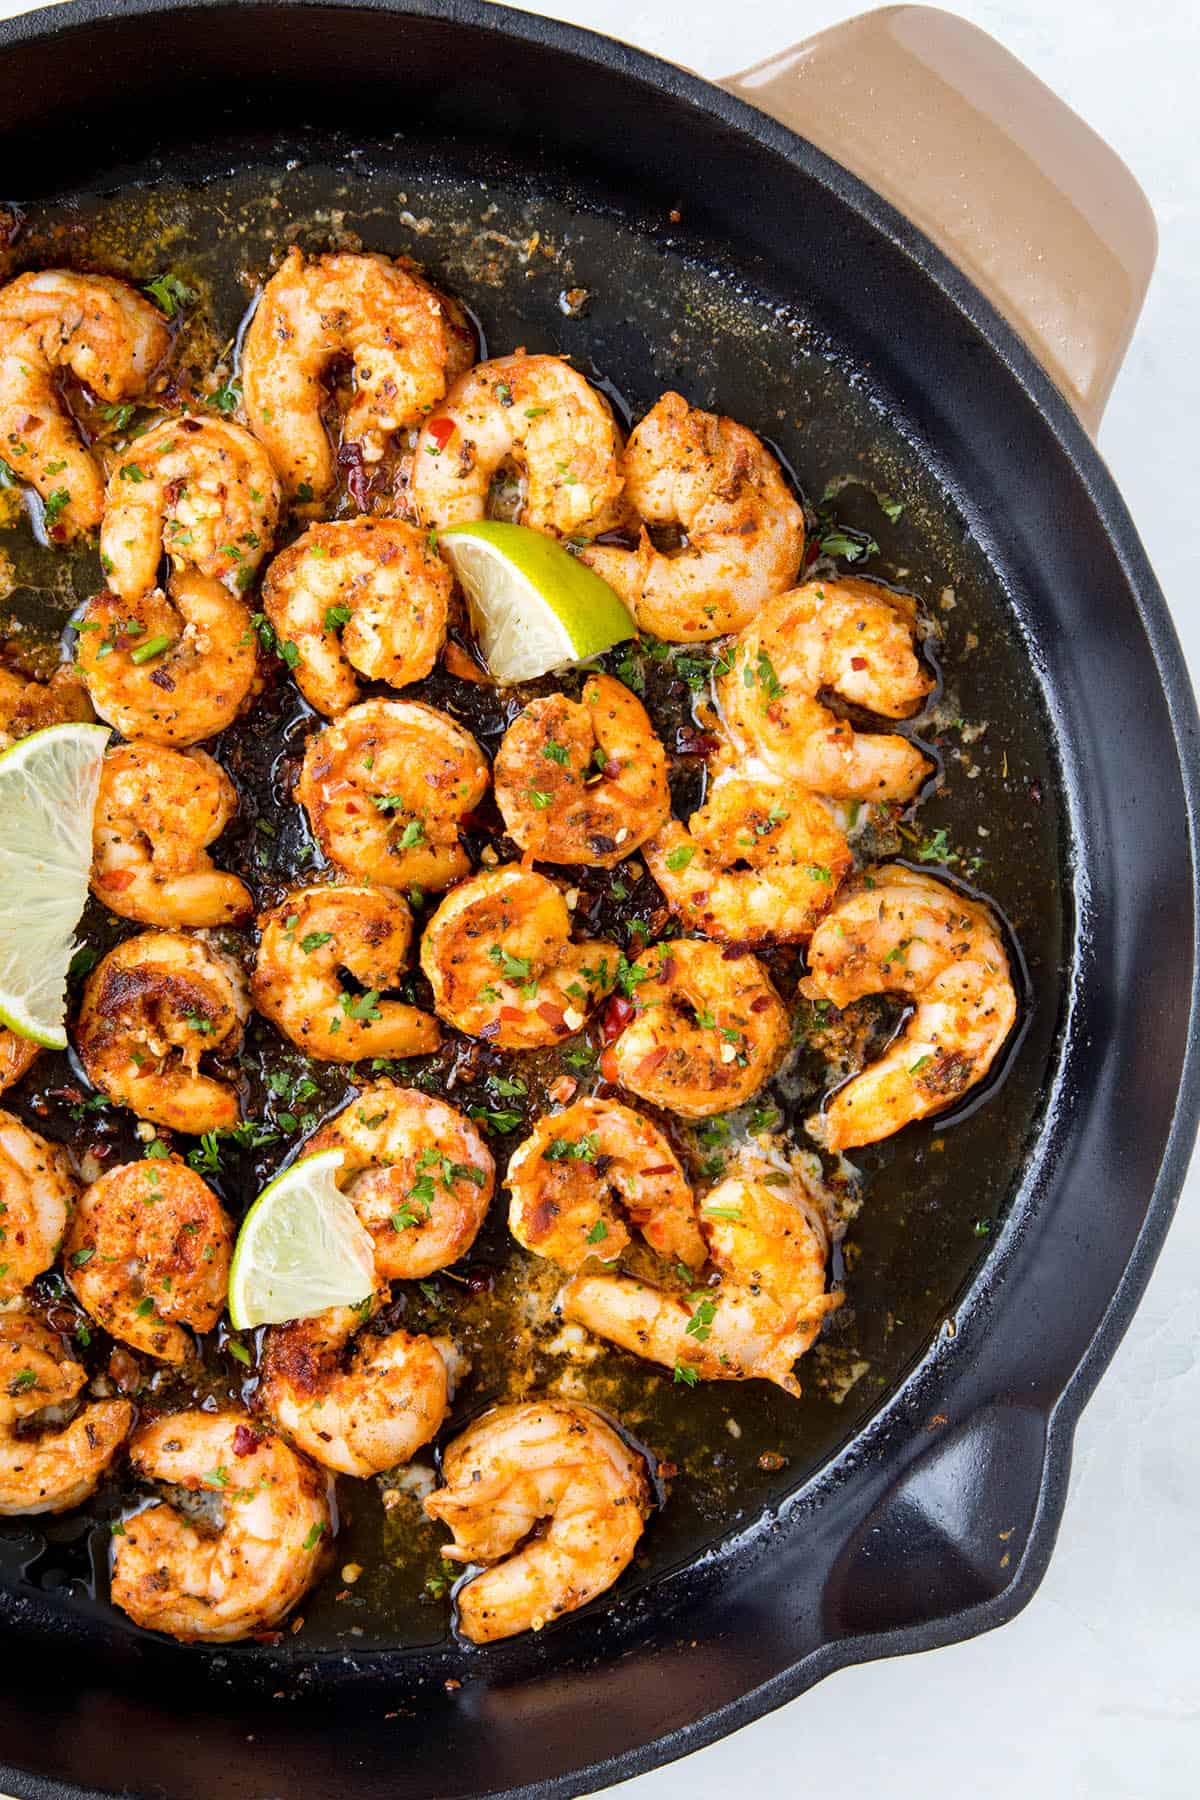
[0,3,1197,1796]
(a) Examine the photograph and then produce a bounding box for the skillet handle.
[720,5,1156,434]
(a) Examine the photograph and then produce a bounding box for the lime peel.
[227,1149,377,1329]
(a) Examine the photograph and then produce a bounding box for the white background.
[1,2,1197,1796]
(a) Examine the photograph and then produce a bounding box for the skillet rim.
[0,0,1196,1790]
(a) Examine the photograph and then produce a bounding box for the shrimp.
[0,1029,39,1096]
[110,1410,330,1642]
[424,1398,649,1643]
[801,865,1018,1151]
[600,938,789,1118]
[0,269,170,538]
[258,1297,452,1477]
[91,742,252,927]
[582,392,804,641]
[563,1155,840,1394]
[64,1158,234,1362]
[644,776,852,943]
[296,698,489,891]
[306,1083,494,1281]
[252,885,439,1062]
[76,569,260,747]
[75,929,249,1134]
[506,1097,705,1272]
[419,866,619,1050]
[716,577,933,799]
[0,664,92,749]
[241,246,475,498]
[410,354,627,538]
[100,415,280,605]
[262,518,451,716]
[0,1312,133,1515]
[493,673,670,866]
[0,1113,75,1302]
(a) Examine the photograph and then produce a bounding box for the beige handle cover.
[721,5,1156,433]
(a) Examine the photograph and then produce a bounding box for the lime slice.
[440,520,636,684]
[227,1149,377,1329]
[0,720,110,1048]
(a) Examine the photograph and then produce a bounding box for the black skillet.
[0,3,1196,1797]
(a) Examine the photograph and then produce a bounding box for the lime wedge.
[227,1149,377,1329]
[440,520,636,684]
[0,720,110,1048]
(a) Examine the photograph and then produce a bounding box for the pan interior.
[0,128,1066,1663]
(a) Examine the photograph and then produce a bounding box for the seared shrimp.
[0,269,169,537]
[583,392,804,640]
[262,518,450,716]
[419,866,618,1050]
[0,1312,133,1515]
[110,1410,329,1642]
[0,1030,39,1096]
[493,673,670,866]
[296,698,489,891]
[64,1158,233,1362]
[101,415,279,602]
[410,354,626,538]
[600,939,788,1118]
[91,742,252,927]
[506,1097,705,1272]
[76,570,260,747]
[424,1398,649,1643]
[0,1113,75,1302]
[644,776,852,943]
[75,930,249,1134]
[802,865,1018,1151]
[307,1084,494,1281]
[242,247,474,497]
[252,885,439,1062]
[258,1297,452,1477]
[717,578,933,799]
[0,664,92,748]
[563,1157,841,1395]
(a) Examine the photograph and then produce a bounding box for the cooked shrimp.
[410,354,626,538]
[600,938,788,1118]
[506,1097,705,1272]
[644,775,852,943]
[91,742,252,927]
[802,865,1018,1151]
[419,866,619,1050]
[258,1297,452,1477]
[0,269,170,538]
[242,246,475,498]
[261,518,451,716]
[64,1158,233,1362]
[563,1159,841,1396]
[110,1410,329,1642]
[100,415,280,604]
[583,392,804,640]
[493,673,670,866]
[252,885,439,1062]
[306,1083,494,1281]
[0,664,92,748]
[0,1113,75,1302]
[296,698,489,891]
[424,1398,649,1643]
[76,569,260,747]
[0,1312,133,1515]
[716,577,933,798]
[0,1029,39,1096]
[75,929,249,1134]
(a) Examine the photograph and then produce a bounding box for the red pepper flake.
[98,868,136,892]
[750,994,772,1012]
[443,641,490,685]
[850,655,868,670]
[548,1075,577,1105]
[639,1164,675,1176]
[599,1046,619,1084]
[601,994,634,1042]
[536,1001,566,1030]
[232,1423,263,1458]
[635,1047,669,1079]
[426,416,454,452]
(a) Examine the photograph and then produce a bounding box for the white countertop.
[0,2,1196,1795]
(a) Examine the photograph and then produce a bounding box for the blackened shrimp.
[0,1113,75,1302]
[91,742,252,927]
[0,1312,133,1515]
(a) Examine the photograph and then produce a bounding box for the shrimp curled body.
[110,1410,330,1642]
[424,1398,650,1643]
[802,865,1018,1150]
[91,742,252,926]
[0,1113,76,1302]
[75,929,249,1133]
[0,1313,133,1515]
